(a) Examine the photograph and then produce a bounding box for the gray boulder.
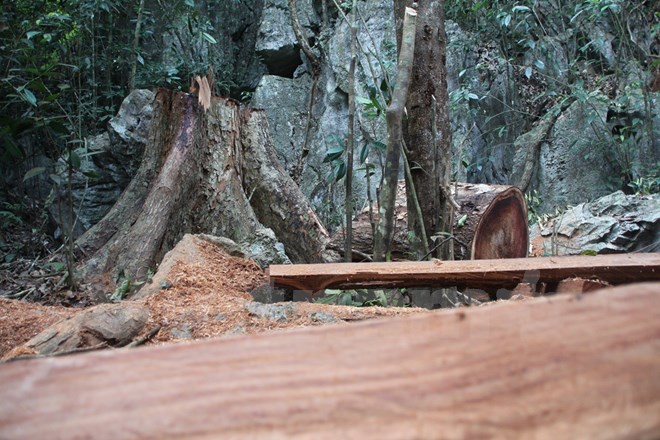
[531,191,660,256]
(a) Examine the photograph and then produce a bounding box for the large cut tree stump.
[76,89,332,296]
[330,181,529,260]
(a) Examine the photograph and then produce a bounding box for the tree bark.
[241,108,331,263]
[374,7,417,261]
[404,0,454,259]
[77,89,329,295]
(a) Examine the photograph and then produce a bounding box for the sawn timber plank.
[269,253,660,291]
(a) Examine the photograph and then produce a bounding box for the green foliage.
[524,190,543,225]
[628,174,659,195]
[315,288,408,307]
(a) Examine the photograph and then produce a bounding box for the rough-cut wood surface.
[462,185,528,260]
[1,283,659,439]
[269,253,660,292]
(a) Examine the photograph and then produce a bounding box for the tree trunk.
[404,0,454,259]
[374,7,417,261]
[77,89,329,295]
[330,181,528,261]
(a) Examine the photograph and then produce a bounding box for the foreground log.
[1,283,659,438]
[269,253,660,292]
[77,90,330,293]
[330,181,528,261]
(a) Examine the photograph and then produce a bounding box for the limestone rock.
[245,301,297,322]
[52,90,155,238]
[530,191,660,256]
[256,0,319,77]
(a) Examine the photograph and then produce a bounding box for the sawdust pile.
[0,299,76,356]
[142,238,427,345]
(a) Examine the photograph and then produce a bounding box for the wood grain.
[269,253,660,291]
[1,283,659,439]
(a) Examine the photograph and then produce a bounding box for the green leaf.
[512,5,530,12]
[334,161,347,182]
[82,170,101,179]
[19,87,38,107]
[359,143,369,164]
[323,146,344,163]
[50,174,62,186]
[339,292,353,306]
[355,96,372,105]
[534,59,545,70]
[371,141,387,151]
[23,167,46,182]
[467,93,479,100]
[184,0,195,6]
[201,32,217,44]
[457,214,468,227]
[524,66,533,79]
[68,150,81,170]
[136,53,144,65]
[580,249,598,256]
[26,31,41,40]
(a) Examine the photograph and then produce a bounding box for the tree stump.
[76,89,332,296]
[330,181,529,261]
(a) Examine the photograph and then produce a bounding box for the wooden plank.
[269,253,660,292]
[1,283,659,439]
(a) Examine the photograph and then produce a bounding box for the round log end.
[471,188,529,259]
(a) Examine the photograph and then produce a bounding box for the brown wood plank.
[1,283,660,439]
[269,253,660,291]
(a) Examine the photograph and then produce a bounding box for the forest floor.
[0,229,430,359]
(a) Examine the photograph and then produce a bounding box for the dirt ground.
[0,235,429,358]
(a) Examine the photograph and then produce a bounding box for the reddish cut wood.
[1,283,659,439]
[269,253,660,292]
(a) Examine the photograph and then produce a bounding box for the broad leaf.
[23,167,46,182]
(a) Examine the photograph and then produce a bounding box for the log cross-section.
[269,253,660,292]
[0,284,659,438]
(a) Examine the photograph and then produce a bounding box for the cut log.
[269,253,660,292]
[1,283,659,438]
[330,181,529,261]
[454,183,529,260]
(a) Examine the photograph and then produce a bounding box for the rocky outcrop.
[256,0,319,77]
[52,89,155,238]
[530,191,660,256]
[252,0,395,229]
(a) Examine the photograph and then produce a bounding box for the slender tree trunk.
[344,0,358,262]
[128,0,145,91]
[374,7,417,262]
